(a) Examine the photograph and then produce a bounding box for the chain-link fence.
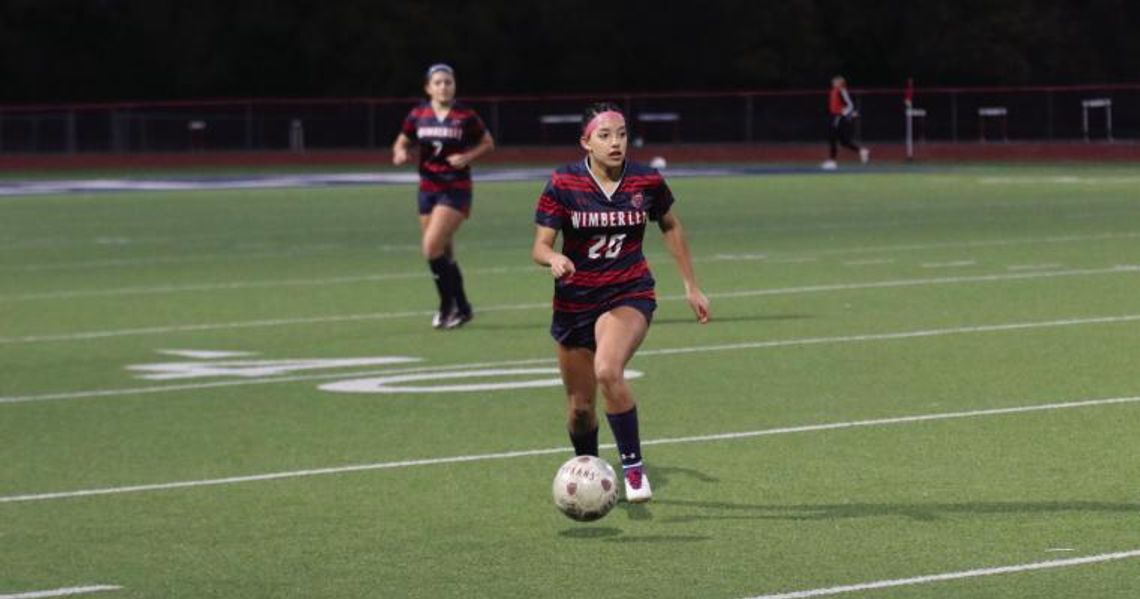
[1,85,1136,154]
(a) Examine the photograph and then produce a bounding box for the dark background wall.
[2,0,1137,103]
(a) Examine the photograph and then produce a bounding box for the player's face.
[425,72,456,105]
[581,115,628,170]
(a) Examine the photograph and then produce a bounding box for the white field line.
[1007,263,1063,271]
[0,246,348,273]
[744,549,1140,599]
[978,176,1140,185]
[5,259,1133,303]
[920,260,976,268]
[3,394,1140,504]
[4,265,1138,346]
[5,227,1139,278]
[767,257,819,264]
[3,313,1140,406]
[764,230,1140,258]
[0,586,121,599]
[687,265,1138,302]
[0,266,523,302]
[842,259,894,266]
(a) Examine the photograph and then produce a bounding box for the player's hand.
[687,288,710,324]
[549,254,576,279]
[392,147,408,165]
[447,153,471,168]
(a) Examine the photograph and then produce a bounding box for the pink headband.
[582,111,625,139]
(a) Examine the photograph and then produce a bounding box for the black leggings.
[829,116,861,159]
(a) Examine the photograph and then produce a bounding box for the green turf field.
[3,165,1140,598]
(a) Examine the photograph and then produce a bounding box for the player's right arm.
[391,133,413,165]
[532,225,575,279]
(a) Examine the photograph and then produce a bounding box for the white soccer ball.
[552,455,619,521]
[649,156,667,170]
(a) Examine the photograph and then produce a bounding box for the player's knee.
[593,362,624,389]
[421,238,446,260]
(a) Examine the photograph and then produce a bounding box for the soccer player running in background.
[392,63,495,329]
[822,75,870,170]
[532,102,710,503]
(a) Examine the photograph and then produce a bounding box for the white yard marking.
[0,247,344,273]
[156,349,256,359]
[767,257,819,264]
[842,258,894,266]
[0,586,121,599]
[920,260,976,268]
[3,313,1140,405]
[743,549,1140,599]
[4,265,1137,346]
[1007,263,1062,271]
[3,394,1140,504]
[0,308,457,344]
[714,253,768,261]
[5,230,1139,275]
[319,368,642,394]
[129,356,421,381]
[0,267,519,302]
[777,231,1140,258]
[707,265,1137,302]
[979,176,1140,185]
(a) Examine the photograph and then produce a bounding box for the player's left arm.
[447,132,494,168]
[658,209,710,324]
[841,88,859,118]
[447,115,495,168]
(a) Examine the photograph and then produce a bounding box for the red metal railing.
[1,84,1135,154]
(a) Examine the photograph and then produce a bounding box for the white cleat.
[431,311,446,329]
[443,308,474,330]
[859,148,871,164]
[820,160,838,171]
[623,466,653,503]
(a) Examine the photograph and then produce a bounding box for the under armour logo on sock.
[620,453,638,461]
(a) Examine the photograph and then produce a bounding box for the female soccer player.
[532,102,710,503]
[392,63,495,329]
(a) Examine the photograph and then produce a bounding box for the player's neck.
[586,156,623,186]
[430,100,453,119]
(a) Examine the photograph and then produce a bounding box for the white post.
[1106,102,1114,142]
[905,107,926,160]
[905,106,913,160]
[1081,98,1113,143]
[1082,103,1089,142]
[289,119,305,152]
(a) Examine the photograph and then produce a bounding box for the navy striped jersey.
[400,101,487,192]
[534,159,675,313]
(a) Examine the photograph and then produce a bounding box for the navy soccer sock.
[606,406,643,469]
[568,425,599,457]
[448,259,471,314]
[428,256,455,313]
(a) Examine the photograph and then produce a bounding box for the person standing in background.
[822,75,870,170]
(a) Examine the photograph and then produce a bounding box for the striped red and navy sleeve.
[400,107,418,139]
[462,111,487,144]
[649,173,675,221]
[535,179,568,229]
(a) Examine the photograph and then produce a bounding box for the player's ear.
[579,136,591,152]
